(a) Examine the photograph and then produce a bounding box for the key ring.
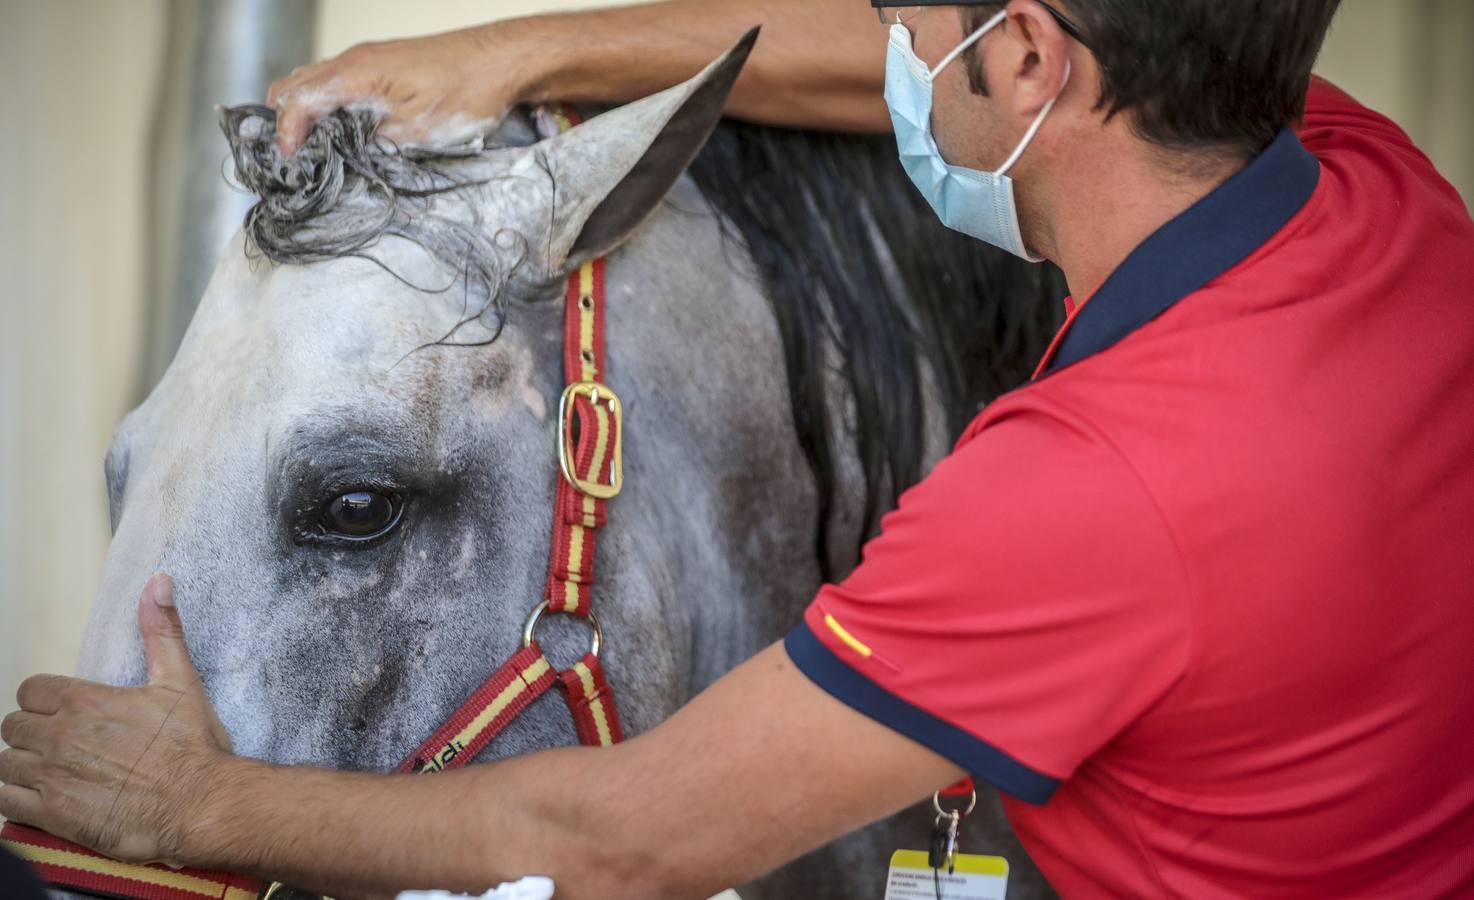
[933,788,977,819]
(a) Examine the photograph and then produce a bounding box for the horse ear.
[536,28,758,274]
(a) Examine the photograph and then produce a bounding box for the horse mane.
[688,121,1064,576]
[219,104,1063,578]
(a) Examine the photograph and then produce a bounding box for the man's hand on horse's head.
[0,574,233,864]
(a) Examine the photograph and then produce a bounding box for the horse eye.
[320,490,403,540]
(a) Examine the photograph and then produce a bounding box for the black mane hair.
[220,105,1064,579]
[687,121,1064,576]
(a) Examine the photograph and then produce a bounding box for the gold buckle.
[558,381,623,500]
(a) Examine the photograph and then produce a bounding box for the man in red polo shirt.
[3,0,1472,897]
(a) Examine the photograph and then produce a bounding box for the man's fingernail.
[146,575,176,608]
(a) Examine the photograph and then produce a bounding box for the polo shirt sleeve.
[784,399,1191,804]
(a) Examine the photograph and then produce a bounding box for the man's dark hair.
[964,0,1343,159]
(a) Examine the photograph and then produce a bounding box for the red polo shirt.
[786,80,1474,896]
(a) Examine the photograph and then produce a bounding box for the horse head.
[79,33,822,770]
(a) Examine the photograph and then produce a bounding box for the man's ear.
[533,28,758,275]
[1004,1,1071,117]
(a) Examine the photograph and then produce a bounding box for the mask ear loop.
[928,8,1009,80]
[995,57,1071,176]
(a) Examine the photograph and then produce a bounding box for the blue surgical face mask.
[885,11,1070,262]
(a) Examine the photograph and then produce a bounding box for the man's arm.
[268,0,890,155]
[0,580,962,900]
[208,643,960,898]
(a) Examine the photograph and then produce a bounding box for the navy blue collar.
[1043,128,1321,376]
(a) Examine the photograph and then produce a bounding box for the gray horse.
[76,36,1059,899]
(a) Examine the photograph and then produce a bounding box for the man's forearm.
[196,746,660,899]
[182,642,955,900]
[488,0,890,132]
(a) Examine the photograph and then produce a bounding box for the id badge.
[883,849,1009,900]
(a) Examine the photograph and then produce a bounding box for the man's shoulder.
[1299,77,1471,221]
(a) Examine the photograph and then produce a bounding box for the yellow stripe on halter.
[561,388,614,610]
[443,656,554,756]
[572,660,615,746]
[0,839,234,897]
[584,402,613,527]
[578,262,597,381]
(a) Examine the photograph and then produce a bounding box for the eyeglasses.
[873,1,1089,48]
[875,4,925,27]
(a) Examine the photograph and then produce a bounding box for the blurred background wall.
[1,0,1471,706]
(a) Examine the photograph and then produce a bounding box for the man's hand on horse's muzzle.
[0,574,232,864]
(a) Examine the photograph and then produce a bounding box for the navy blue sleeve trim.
[784,621,1059,805]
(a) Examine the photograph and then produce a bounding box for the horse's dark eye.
[320,490,402,540]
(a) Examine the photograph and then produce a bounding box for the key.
[928,811,961,871]
[928,814,950,869]
[944,812,960,874]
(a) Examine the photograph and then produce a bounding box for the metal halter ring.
[522,599,604,658]
[933,788,978,819]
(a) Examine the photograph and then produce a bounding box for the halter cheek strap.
[0,105,626,900]
[401,107,627,783]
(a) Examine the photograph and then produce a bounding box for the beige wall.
[2,0,1472,708]
[315,0,622,57]
[0,1,167,705]
[1317,0,1474,207]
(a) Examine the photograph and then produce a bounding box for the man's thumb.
[137,574,199,688]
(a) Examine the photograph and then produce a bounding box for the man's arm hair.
[192,642,963,899]
[504,0,891,131]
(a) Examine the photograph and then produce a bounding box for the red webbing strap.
[398,643,559,774]
[401,211,625,766]
[545,257,616,616]
[0,821,263,900]
[557,653,626,748]
[539,104,624,734]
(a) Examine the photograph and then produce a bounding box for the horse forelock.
[219,104,541,351]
